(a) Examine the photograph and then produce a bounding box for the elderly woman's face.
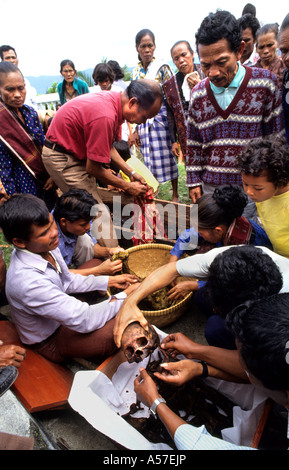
[137,34,156,67]
[61,64,76,83]
[171,43,194,75]
[256,31,278,66]
[0,71,26,109]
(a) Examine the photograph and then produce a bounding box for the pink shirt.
[46,91,123,163]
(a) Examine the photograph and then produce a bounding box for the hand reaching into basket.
[167,280,199,301]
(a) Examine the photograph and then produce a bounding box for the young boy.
[238,135,289,258]
[53,188,125,276]
[0,194,138,363]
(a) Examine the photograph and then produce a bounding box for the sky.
[1,0,288,77]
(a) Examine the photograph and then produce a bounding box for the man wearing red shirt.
[42,79,162,247]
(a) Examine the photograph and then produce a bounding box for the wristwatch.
[150,397,166,419]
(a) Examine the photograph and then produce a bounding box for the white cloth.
[68,326,286,450]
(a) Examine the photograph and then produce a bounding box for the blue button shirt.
[210,62,246,109]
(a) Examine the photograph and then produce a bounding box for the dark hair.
[0,61,23,86]
[92,63,115,85]
[237,135,289,188]
[0,194,50,244]
[238,13,260,39]
[60,59,76,73]
[280,13,289,32]
[197,185,247,230]
[135,29,155,62]
[205,245,283,317]
[0,45,17,60]
[256,23,279,42]
[125,79,163,110]
[53,189,97,223]
[113,140,131,161]
[170,40,194,57]
[195,10,242,53]
[226,293,289,390]
[135,29,155,48]
[107,60,124,80]
[242,3,256,17]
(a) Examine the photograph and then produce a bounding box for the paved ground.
[0,301,208,450]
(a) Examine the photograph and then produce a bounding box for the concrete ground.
[0,300,208,450]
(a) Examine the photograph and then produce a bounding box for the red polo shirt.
[46,91,123,163]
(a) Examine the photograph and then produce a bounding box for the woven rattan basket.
[125,243,193,327]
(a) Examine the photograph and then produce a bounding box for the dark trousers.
[194,283,236,350]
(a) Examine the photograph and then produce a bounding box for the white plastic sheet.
[68,327,287,450]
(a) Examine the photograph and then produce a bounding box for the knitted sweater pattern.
[186,67,285,187]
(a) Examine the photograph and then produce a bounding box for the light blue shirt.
[210,62,246,109]
[5,247,126,344]
[174,424,253,450]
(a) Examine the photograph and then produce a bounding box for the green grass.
[0,231,13,267]
[157,163,191,204]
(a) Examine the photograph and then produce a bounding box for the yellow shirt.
[257,191,289,258]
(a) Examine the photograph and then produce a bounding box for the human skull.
[121,321,160,363]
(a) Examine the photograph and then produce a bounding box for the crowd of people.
[0,3,289,450]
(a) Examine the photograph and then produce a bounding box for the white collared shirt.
[6,247,126,344]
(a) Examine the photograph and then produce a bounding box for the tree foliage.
[47,81,58,94]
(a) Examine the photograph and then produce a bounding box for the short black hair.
[126,79,163,110]
[107,60,124,80]
[205,245,283,317]
[196,10,242,53]
[0,194,50,244]
[280,13,289,32]
[226,293,289,391]
[53,188,97,223]
[238,13,260,39]
[237,135,289,188]
[0,45,17,60]
[242,3,256,17]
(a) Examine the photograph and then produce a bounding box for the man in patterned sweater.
[186,10,285,204]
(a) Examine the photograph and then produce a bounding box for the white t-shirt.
[176,245,289,292]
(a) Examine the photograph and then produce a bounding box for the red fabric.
[223,216,252,246]
[46,91,123,163]
[0,101,48,183]
[132,188,168,245]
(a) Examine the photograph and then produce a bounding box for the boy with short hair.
[53,188,124,276]
[0,193,138,363]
